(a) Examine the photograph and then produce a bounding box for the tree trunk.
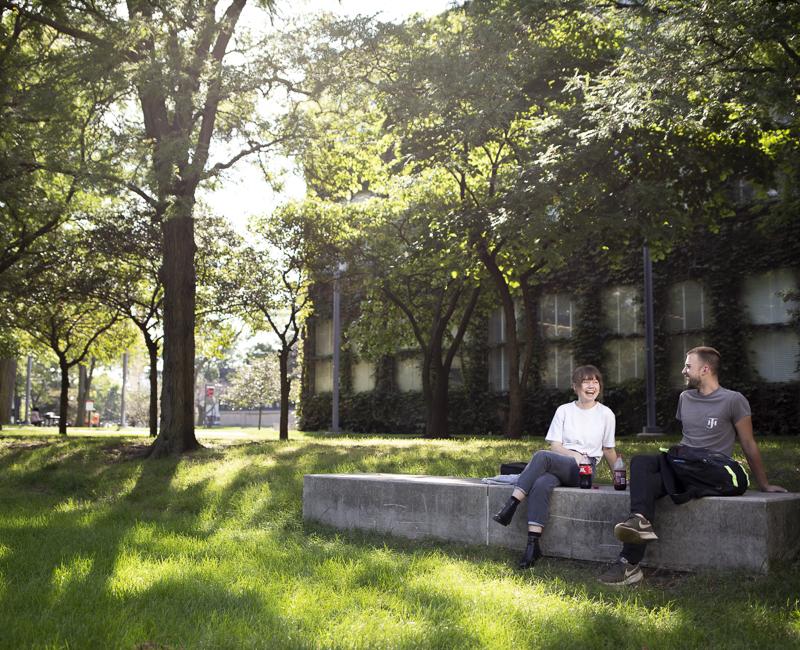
[0,358,16,429]
[85,357,95,426]
[144,334,159,437]
[279,349,290,441]
[151,211,199,457]
[476,242,524,439]
[58,357,69,435]
[77,364,87,427]
[425,362,450,438]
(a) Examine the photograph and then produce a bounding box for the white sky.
[202,0,455,234]
[200,1,456,358]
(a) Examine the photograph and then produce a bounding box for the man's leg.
[599,454,667,585]
[614,454,665,545]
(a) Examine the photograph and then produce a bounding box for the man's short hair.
[687,346,721,375]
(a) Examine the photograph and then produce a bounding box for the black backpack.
[658,445,749,505]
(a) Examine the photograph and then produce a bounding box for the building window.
[667,281,709,332]
[748,331,800,382]
[396,357,422,392]
[489,306,506,346]
[488,345,508,392]
[603,286,643,384]
[449,356,464,388]
[603,286,641,335]
[541,344,574,390]
[351,360,376,393]
[488,307,507,391]
[315,319,333,355]
[669,334,707,388]
[742,269,798,325]
[314,359,332,394]
[605,338,644,384]
[539,293,575,339]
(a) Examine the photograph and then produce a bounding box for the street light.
[331,261,347,434]
[640,243,661,436]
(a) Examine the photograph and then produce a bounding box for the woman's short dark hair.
[572,365,603,400]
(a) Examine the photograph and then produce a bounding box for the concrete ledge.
[303,473,800,573]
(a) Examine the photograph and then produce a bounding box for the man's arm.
[735,416,787,492]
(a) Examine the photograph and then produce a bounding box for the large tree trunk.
[58,357,69,435]
[279,348,291,441]
[151,211,199,457]
[0,358,16,429]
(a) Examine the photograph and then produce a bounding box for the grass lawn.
[0,427,798,649]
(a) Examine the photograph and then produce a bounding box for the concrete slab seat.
[302,473,800,574]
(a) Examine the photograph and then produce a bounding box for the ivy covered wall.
[299,211,800,436]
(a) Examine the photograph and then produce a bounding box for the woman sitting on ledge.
[493,365,619,569]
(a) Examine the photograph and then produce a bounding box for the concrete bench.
[303,473,800,573]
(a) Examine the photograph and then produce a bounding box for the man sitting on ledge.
[599,346,787,586]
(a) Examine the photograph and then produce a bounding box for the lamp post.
[641,243,661,435]
[24,355,32,424]
[120,352,128,428]
[331,261,347,434]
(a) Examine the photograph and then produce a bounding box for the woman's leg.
[494,449,555,526]
[519,454,580,569]
[525,452,580,528]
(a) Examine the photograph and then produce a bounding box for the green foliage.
[224,351,281,410]
[0,5,120,279]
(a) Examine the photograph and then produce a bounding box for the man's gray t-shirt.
[676,387,751,456]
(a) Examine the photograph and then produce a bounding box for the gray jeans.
[515,450,581,527]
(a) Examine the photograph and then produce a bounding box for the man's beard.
[685,375,700,389]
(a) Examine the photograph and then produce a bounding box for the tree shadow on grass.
[2,436,798,648]
[0,442,187,646]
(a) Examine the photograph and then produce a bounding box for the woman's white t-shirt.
[545,401,616,460]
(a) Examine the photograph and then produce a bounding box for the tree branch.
[0,0,138,59]
[778,38,800,67]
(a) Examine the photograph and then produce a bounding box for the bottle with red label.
[613,456,627,491]
[579,462,593,489]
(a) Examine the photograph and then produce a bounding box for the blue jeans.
[515,450,581,528]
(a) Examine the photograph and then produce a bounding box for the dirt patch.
[102,442,152,463]
[0,439,51,451]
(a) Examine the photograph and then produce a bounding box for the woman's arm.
[549,441,585,464]
[602,446,619,473]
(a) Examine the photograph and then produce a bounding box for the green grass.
[0,430,798,649]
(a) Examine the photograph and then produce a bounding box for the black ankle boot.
[518,540,542,569]
[492,496,519,526]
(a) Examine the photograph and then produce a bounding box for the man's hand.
[760,483,788,493]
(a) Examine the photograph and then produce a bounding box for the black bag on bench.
[659,445,749,505]
[500,461,527,475]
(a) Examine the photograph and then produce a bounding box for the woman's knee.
[530,449,554,468]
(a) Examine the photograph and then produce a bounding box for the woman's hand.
[549,441,585,465]
[602,447,619,472]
